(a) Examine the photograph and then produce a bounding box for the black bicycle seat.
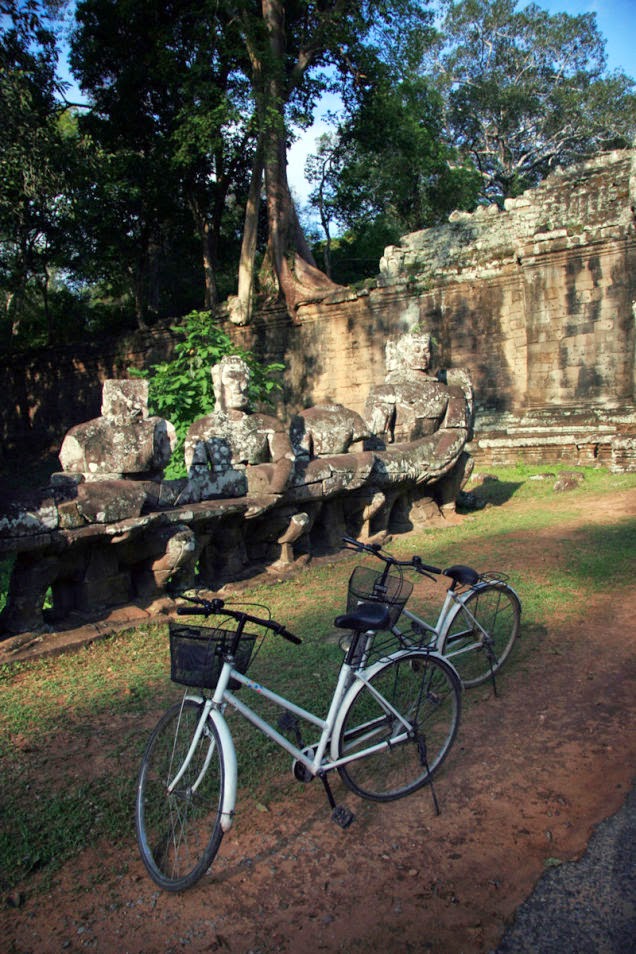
[334,602,391,632]
[443,564,480,586]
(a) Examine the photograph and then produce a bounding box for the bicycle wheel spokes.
[136,700,225,892]
[442,584,521,688]
[337,652,460,802]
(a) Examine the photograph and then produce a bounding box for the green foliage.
[305,32,482,255]
[313,220,402,286]
[0,4,79,347]
[131,309,283,479]
[0,556,14,615]
[2,0,634,333]
[334,74,482,234]
[70,0,253,324]
[433,0,636,200]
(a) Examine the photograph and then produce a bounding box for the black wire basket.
[169,621,256,690]
[346,565,413,628]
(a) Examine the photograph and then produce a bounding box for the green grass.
[0,463,634,892]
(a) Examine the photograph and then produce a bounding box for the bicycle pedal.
[278,711,306,748]
[278,711,298,732]
[331,805,355,829]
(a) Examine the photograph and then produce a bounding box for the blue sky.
[289,0,636,201]
[532,0,636,76]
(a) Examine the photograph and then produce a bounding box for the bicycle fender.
[208,708,238,833]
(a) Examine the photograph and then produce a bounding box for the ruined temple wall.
[376,149,636,415]
[236,150,635,425]
[522,238,635,409]
[0,326,178,461]
[1,150,634,468]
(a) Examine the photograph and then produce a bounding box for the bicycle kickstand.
[487,654,499,697]
[416,734,441,816]
[319,774,355,829]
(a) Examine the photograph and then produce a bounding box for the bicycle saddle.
[334,602,392,632]
[443,564,480,587]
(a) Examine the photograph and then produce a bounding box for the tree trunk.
[42,265,52,345]
[201,221,219,311]
[258,0,343,318]
[131,262,148,330]
[319,203,333,279]
[228,144,263,325]
[187,189,219,312]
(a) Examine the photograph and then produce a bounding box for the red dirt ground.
[2,489,635,953]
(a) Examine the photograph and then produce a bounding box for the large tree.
[432,0,636,200]
[317,73,481,238]
[70,0,254,322]
[229,0,433,323]
[0,0,75,344]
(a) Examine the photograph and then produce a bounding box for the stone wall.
[0,326,177,464]
[2,149,635,471]
[236,148,636,468]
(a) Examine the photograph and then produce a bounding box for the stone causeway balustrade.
[0,335,473,638]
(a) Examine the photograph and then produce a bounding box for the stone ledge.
[0,600,174,667]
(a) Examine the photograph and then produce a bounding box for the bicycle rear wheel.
[336,651,461,802]
[135,699,225,892]
[440,583,521,687]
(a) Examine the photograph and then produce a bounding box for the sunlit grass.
[0,464,634,891]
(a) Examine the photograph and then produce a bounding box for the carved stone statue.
[290,403,369,458]
[184,354,294,498]
[364,332,471,446]
[0,337,475,640]
[59,379,176,479]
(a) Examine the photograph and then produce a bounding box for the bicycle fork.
[172,697,238,834]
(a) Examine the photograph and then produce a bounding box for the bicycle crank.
[292,747,315,783]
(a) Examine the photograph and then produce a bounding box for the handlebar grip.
[342,535,381,553]
[277,625,302,645]
[342,534,361,548]
[412,555,442,575]
[176,597,225,616]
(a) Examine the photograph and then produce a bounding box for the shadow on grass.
[460,478,524,510]
[563,520,636,589]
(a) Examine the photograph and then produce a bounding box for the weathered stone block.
[101,379,149,421]
[75,480,148,524]
[611,436,636,473]
[60,416,176,476]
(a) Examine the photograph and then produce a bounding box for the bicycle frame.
[394,578,521,661]
[173,642,434,834]
[395,587,458,647]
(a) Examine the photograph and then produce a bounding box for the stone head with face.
[385,332,432,376]
[211,354,251,413]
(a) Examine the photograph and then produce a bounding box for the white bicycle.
[135,592,462,892]
[342,536,522,692]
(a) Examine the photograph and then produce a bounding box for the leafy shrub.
[131,310,284,479]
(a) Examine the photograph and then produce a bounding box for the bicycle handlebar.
[342,535,442,577]
[176,596,302,645]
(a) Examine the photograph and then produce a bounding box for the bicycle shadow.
[203,797,349,887]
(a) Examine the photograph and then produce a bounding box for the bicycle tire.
[336,651,461,802]
[440,583,521,687]
[135,699,225,892]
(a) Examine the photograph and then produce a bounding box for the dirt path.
[3,490,636,953]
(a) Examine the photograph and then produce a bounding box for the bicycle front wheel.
[440,583,521,687]
[337,652,461,802]
[135,699,225,892]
